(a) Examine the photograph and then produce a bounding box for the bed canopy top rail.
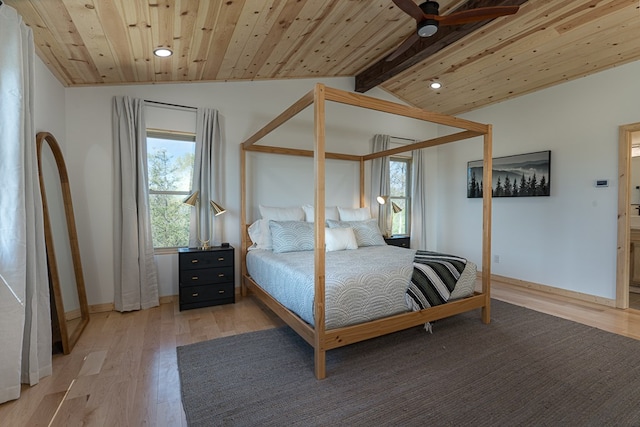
[243,144,361,161]
[322,86,489,134]
[240,82,493,379]
[242,89,315,148]
[240,84,488,157]
[243,130,484,161]
[364,130,484,160]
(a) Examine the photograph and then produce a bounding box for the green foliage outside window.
[147,134,195,248]
[389,158,411,236]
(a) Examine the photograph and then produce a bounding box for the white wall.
[62,78,437,304]
[34,59,65,144]
[435,60,640,301]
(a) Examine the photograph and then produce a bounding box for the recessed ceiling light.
[153,48,173,58]
[430,82,442,90]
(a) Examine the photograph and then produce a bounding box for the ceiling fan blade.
[386,32,420,62]
[438,6,519,26]
[392,0,426,22]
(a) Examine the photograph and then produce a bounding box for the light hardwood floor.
[2,279,640,426]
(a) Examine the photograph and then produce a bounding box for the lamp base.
[199,239,211,250]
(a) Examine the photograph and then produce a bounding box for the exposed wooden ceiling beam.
[355,0,528,93]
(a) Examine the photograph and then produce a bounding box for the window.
[389,157,411,236]
[146,129,196,249]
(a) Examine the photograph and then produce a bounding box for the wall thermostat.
[595,179,609,188]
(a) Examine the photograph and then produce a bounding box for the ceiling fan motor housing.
[419,1,439,15]
[417,1,439,37]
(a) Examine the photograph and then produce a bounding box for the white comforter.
[246,246,417,329]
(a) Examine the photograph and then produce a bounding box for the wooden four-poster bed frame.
[240,83,493,379]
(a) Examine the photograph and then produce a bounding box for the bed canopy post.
[240,144,248,297]
[481,127,493,323]
[313,83,328,379]
[359,158,365,208]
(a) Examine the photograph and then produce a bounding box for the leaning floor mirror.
[36,131,89,354]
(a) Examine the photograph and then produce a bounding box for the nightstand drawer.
[181,266,233,286]
[179,250,233,270]
[180,283,234,305]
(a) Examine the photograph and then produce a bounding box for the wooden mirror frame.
[36,131,89,354]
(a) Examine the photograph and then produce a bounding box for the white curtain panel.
[0,4,52,404]
[370,134,390,236]
[112,96,159,311]
[411,148,428,250]
[192,108,224,247]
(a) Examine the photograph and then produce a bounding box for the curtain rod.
[144,99,197,110]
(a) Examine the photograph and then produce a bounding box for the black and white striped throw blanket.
[406,250,467,311]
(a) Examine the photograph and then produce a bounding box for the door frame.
[616,122,640,309]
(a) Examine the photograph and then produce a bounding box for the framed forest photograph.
[467,150,551,198]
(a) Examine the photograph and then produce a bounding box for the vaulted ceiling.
[6,0,639,115]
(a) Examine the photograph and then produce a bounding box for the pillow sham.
[269,220,314,253]
[247,219,272,250]
[326,218,386,247]
[259,205,305,221]
[337,206,371,221]
[302,204,340,222]
[325,227,358,252]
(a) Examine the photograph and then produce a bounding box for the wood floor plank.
[77,350,107,377]
[2,281,640,425]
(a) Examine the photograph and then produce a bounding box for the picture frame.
[467,150,551,198]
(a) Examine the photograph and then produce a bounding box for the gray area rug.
[177,300,640,426]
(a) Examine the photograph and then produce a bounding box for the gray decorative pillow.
[326,218,386,247]
[269,220,315,253]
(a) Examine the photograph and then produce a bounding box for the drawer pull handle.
[191,276,199,280]
[191,292,199,297]
[218,290,225,294]
[218,257,225,261]
[191,259,199,264]
[218,273,225,277]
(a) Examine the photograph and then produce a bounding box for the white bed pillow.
[327,218,386,247]
[338,206,371,221]
[247,219,272,250]
[259,205,305,221]
[269,220,314,253]
[302,204,340,222]
[325,227,358,252]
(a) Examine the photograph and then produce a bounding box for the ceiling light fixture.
[153,48,173,58]
[430,82,442,90]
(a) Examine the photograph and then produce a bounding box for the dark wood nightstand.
[178,246,235,311]
[384,235,410,248]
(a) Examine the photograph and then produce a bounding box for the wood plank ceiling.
[5,0,639,115]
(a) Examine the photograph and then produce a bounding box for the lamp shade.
[210,200,226,216]
[392,202,402,213]
[376,195,389,205]
[183,190,199,206]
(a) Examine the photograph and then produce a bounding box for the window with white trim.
[146,129,196,249]
[389,157,411,236]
